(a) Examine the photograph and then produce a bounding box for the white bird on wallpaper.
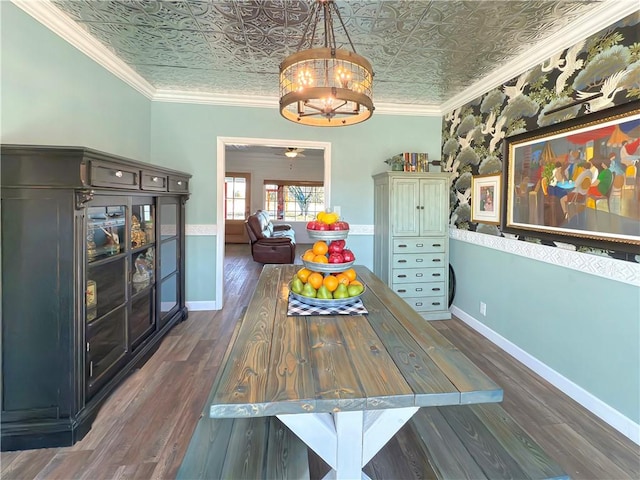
[489,115,507,153]
[541,51,566,72]
[555,40,585,95]
[481,110,496,135]
[456,188,471,205]
[445,153,455,172]
[458,127,477,149]
[447,108,462,136]
[576,70,628,112]
[503,73,528,103]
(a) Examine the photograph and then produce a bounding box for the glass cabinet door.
[85,197,128,398]
[129,199,156,348]
[158,199,180,326]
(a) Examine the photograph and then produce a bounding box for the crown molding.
[440,0,639,113]
[12,0,156,99]
[152,90,440,116]
[152,90,277,108]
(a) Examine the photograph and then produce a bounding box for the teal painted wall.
[0,3,151,160]
[450,239,640,423]
[150,102,442,302]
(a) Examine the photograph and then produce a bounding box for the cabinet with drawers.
[373,172,452,320]
[1,145,191,450]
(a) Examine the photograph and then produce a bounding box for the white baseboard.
[186,300,220,311]
[451,305,640,445]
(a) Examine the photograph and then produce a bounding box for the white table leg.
[279,407,419,480]
[278,412,337,469]
[334,410,364,479]
[362,407,419,465]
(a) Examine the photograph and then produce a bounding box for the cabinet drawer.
[402,296,447,312]
[141,171,167,191]
[393,253,445,268]
[393,238,445,253]
[90,161,139,189]
[168,175,189,193]
[392,267,446,283]
[393,282,445,298]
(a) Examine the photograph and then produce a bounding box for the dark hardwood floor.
[2,242,638,479]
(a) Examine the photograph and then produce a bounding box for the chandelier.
[279,0,374,127]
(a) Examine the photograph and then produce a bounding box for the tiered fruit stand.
[289,214,365,307]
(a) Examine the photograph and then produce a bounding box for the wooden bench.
[409,403,569,480]
[177,315,310,480]
[176,415,310,480]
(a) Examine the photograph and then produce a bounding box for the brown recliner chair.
[245,210,296,264]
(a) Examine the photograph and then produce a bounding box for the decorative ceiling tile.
[46,0,611,105]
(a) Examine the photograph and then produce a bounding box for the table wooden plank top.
[209,265,503,419]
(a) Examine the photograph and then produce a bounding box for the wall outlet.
[480,302,487,316]
[333,205,341,216]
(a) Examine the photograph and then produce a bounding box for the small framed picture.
[471,174,501,225]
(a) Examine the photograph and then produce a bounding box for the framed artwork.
[471,174,501,225]
[502,101,640,252]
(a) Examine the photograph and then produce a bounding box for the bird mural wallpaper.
[442,11,640,262]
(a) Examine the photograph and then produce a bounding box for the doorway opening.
[216,137,332,309]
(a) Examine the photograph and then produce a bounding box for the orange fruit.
[335,273,350,285]
[313,254,328,264]
[312,241,328,256]
[308,272,324,290]
[323,275,339,292]
[302,250,316,262]
[343,268,357,282]
[297,267,312,283]
[349,280,363,287]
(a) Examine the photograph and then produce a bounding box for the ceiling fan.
[284,147,305,158]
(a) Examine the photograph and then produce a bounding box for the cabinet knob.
[177,181,183,186]
[398,289,406,293]
[432,258,441,262]
[152,176,159,182]
[398,274,406,278]
[416,206,420,210]
[432,287,441,291]
[433,273,441,277]
[433,243,441,247]
[398,259,407,263]
[416,273,423,277]
[115,170,123,178]
[421,206,425,210]
[432,302,441,306]
[416,288,423,292]
[416,258,423,263]
[416,243,423,247]
[398,244,407,248]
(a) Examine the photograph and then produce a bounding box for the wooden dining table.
[208,264,503,480]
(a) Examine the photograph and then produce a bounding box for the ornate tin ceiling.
[46,0,609,108]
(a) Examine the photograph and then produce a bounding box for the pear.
[317,285,333,299]
[301,283,317,298]
[333,283,348,299]
[291,277,304,294]
[347,284,364,297]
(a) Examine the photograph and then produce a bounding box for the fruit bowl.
[289,282,366,307]
[306,229,349,241]
[301,257,355,272]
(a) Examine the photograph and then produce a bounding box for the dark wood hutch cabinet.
[1,145,191,451]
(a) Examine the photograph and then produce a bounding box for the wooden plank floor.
[2,243,638,479]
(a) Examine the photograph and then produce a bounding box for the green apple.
[347,284,364,297]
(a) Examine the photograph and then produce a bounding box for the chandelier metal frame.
[279,0,374,127]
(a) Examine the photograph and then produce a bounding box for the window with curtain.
[264,181,324,221]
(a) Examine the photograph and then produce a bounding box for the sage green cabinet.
[373,172,452,320]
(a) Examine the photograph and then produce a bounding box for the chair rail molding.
[450,228,640,286]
